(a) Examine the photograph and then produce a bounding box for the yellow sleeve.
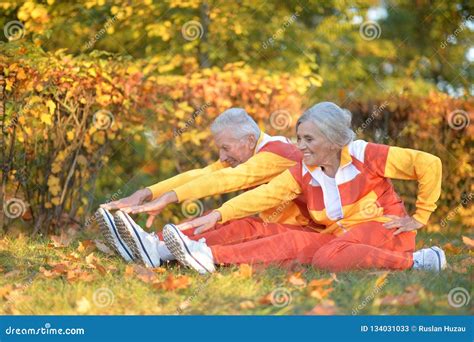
[173,152,297,202]
[216,169,302,223]
[384,147,442,225]
[146,160,225,200]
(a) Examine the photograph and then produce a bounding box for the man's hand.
[122,191,178,228]
[176,211,222,235]
[383,215,424,235]
[100,188,152,210]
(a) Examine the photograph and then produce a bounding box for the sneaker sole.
[96,208,133,262]
[163,224,212,274]
[115,211,159,268]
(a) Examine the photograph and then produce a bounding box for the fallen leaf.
[0,284,14,299]
[308,278,333,288]
[77,240,96,254]
[306,299,339,315]
[451,257,474,273]
[377,285,422,306]
[49,230,75,248]
[442,242,463,255]
[288,271,306,287]
[133,265,157,283]
[310,287,334,300]
[374,271,389,288]
[236,264,253,278]
[4,270,21,278]
[462,236,474,250]
[124,265,135,277]
[153,267,167,274]
[76,297,91,313]
[154,274,190,291]
[258,293,274,305]
[239,300,255,309]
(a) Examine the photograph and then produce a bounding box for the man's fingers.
[146,215,156,229]
[101,202,117,210]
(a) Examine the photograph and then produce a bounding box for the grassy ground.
[0,228,472,315]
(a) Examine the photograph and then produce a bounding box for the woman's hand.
[176,211,222,235]
[383,215,424,235]
[100,188,152,210]
[122,191,178,228]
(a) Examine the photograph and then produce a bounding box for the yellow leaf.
[46,100,56,115]
[76,297,91,313]
[40,113,52,125]
[67,131,75,141]
[374,272,389,288]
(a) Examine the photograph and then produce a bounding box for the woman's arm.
[365,143,442,232]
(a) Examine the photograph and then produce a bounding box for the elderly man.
[96,108,312,268]
[162,102,446,274]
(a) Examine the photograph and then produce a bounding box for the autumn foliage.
[0,41,472,234]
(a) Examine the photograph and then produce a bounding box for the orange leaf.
[306,299,339,315]
[154,274,190,291]
[310,287,334,300]
[462,236,474,249]
[288,271,306,287]
[308,278,333,288]
[236,264,253,278]
[49,230,75,248]
[133,265,157,283]
[239,300,255,309]
[77,240,96,253]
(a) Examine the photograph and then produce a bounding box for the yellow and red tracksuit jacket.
[216,140,442,235]
[147,133,311,226]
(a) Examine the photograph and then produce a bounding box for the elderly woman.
[163,102,446,274]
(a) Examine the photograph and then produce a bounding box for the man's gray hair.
[297,102,355,147]
[211,108,260,139]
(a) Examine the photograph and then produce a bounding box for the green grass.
[0,229,472,315]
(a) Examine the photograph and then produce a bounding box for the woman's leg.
[211,229,335,265]
[157,217,313,246]
[312,221,416,272]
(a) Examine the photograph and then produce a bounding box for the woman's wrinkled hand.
[383,215,424,235]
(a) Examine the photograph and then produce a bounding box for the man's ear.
[247,134,258,148]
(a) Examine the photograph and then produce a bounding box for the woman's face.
[296,120,336,166]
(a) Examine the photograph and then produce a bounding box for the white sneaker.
[114,210,162,268]
[96,208,134,262]
[163,223,215,274]
[412,246,447,272]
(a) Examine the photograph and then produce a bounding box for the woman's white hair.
[297,102,355,147]
[211,108,260,139]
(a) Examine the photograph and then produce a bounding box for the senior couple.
[97,102,446,274]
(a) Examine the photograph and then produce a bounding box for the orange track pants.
[158,218,415,271]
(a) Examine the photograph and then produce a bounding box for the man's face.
[213,129,256,168]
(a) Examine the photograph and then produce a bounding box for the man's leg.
[312,221,416,272]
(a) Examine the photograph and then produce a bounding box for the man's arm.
[172,151,297,202]
[146,160,225,200]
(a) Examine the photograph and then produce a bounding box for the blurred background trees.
[0,0,472,234]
